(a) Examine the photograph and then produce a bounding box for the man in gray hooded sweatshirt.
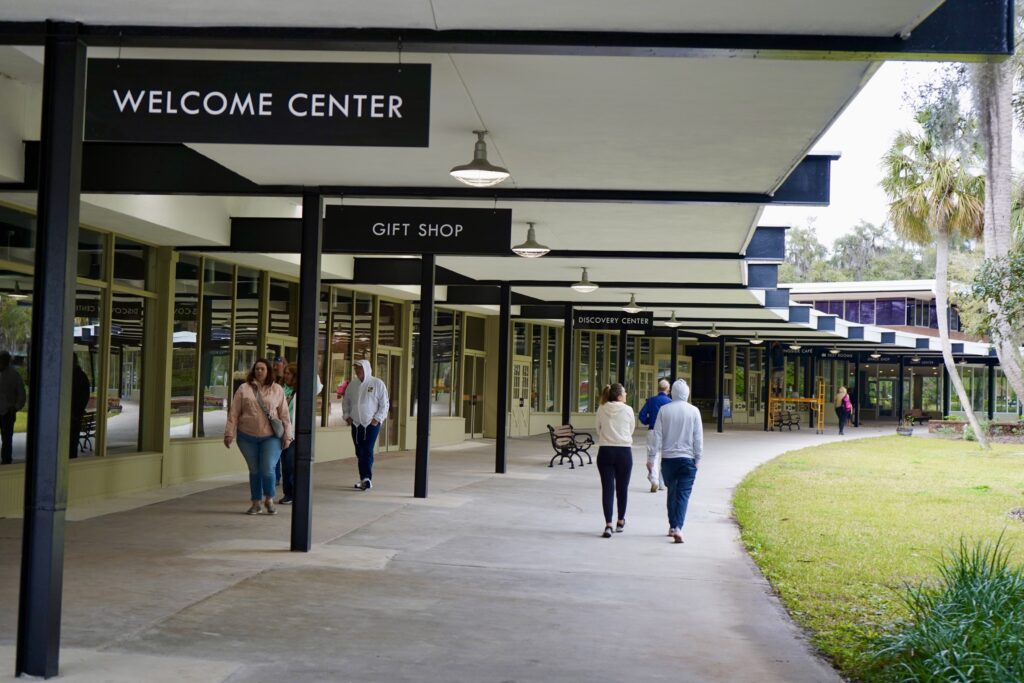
[343,359,390,490]
[652,379,703,543]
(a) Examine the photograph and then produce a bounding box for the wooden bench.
[547,424,595,469]
[906,409,933,425]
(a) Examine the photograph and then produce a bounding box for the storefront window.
[513,322,527,356]
[113,237,149,289]
[198,260,233,438]
[0,205,36,266]
[77,229,105,281]
[432,310,454,416]
[465,315,485,352]
[71,287,100,458]
[355,295,372,362]
[170,256,199,439]
[545,328,558,412]
[329,289,353,426]
[578,332,590,412]
[268,278,297,336]
[378,300,402,348]
[531,326,541,411]
[107,294,145,453]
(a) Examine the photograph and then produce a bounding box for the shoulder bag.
[251,384,285,439]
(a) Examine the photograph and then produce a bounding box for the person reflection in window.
[70,354,91,459]
[0,350,26,464]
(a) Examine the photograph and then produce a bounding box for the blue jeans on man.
[236,431,282,501]
[351,422,381,482]
[661,457,698,531]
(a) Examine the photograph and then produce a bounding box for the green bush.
[871,537,1024,682]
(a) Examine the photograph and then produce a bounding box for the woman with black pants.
[595,383,636,538]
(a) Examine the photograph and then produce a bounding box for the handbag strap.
[250,384,276,424]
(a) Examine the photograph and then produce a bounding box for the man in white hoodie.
[343,359,390,490]
[652,379,703,543]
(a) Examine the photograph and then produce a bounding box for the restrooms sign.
[85,59,431,146]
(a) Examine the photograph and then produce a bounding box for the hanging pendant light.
[511,222,550,258]
[749,331,763,345]
[449,130,510,188]
[622,294,643,314]
[570,267,598,293]
[829,345,841,355]
[870,351,881,359]
[911,355,921,363]
[707,323,721,339]
[663,311,682,328]
[788,339,802,351]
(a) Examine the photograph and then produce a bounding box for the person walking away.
[834,386,852,435]
[278,362,323,505]
[653,379,703,544]
[638,379,672,493]
[595,383,636,538]
[0,351,25,464]
[343,359,390,491]
[70,355,91,459]
[224,358,293,515]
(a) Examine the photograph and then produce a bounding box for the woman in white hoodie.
[595,383,636,538]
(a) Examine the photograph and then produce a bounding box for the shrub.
[871,537,1024,681]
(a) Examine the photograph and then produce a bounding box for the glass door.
[510,359,531,436]
[375,349,402,450]
[462,354,486,438]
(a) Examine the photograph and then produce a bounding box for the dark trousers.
[596,446,633,525]
[835,407,848,434]
[351,423,381,481]
[662,457,698,531]
[280,441,295,498]
[0,410,15,464]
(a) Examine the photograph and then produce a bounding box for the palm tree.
[881,126,989,449]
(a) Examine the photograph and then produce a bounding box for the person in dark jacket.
[70,354,91,459]
[638,379,672,493]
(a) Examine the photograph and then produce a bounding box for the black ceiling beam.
[0,3,1012,59]
[6,143,835,205]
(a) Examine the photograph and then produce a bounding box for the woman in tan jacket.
[224,358,293,515]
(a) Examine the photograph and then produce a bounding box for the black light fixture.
[511,222,550,258]
[449,130,510,188]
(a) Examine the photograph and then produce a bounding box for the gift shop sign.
[322,206,512,255]
[573,311,653,331]
[85,59,431,146]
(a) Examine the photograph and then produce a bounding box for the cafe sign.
[86,59,431,146]
[573,311,653,331]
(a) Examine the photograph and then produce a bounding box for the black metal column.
[987,363,996,420]
[853,355,861,427]
[897,355,905,422]
[494,284,510,474]
[717,337,726,433]
[414,255,435,498]
[618,330,627,384]
[17,23,86,679]
[942,364,951,417]
[763,346,771,431]
[670,331,679,381]
[561,305,573,426]
[291,190,321,552]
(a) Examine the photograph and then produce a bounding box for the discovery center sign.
[85,59,431,146]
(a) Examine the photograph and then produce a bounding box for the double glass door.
[375,349,402,450]
[462,354,486,438]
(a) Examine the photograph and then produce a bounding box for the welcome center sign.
[85,59,431,146]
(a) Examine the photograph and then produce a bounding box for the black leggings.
[597,446,633,525]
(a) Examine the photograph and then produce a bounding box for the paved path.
[0,424,889,682]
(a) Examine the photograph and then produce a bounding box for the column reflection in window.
[198,260,234,438]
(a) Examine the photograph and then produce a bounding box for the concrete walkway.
[0,424,890,682]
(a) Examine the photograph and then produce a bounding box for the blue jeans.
[280,441,295,498]
[236,431,282,501]
[351,423,381,481]
[661,457,698,531]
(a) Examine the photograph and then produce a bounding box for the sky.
[761,61,946,247]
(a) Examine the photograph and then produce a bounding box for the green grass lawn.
[733,436,1024,680]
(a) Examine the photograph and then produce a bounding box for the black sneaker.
[278,496,293,505]
[601,526,613,538]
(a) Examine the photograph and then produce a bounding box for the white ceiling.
[0,1,945,37]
